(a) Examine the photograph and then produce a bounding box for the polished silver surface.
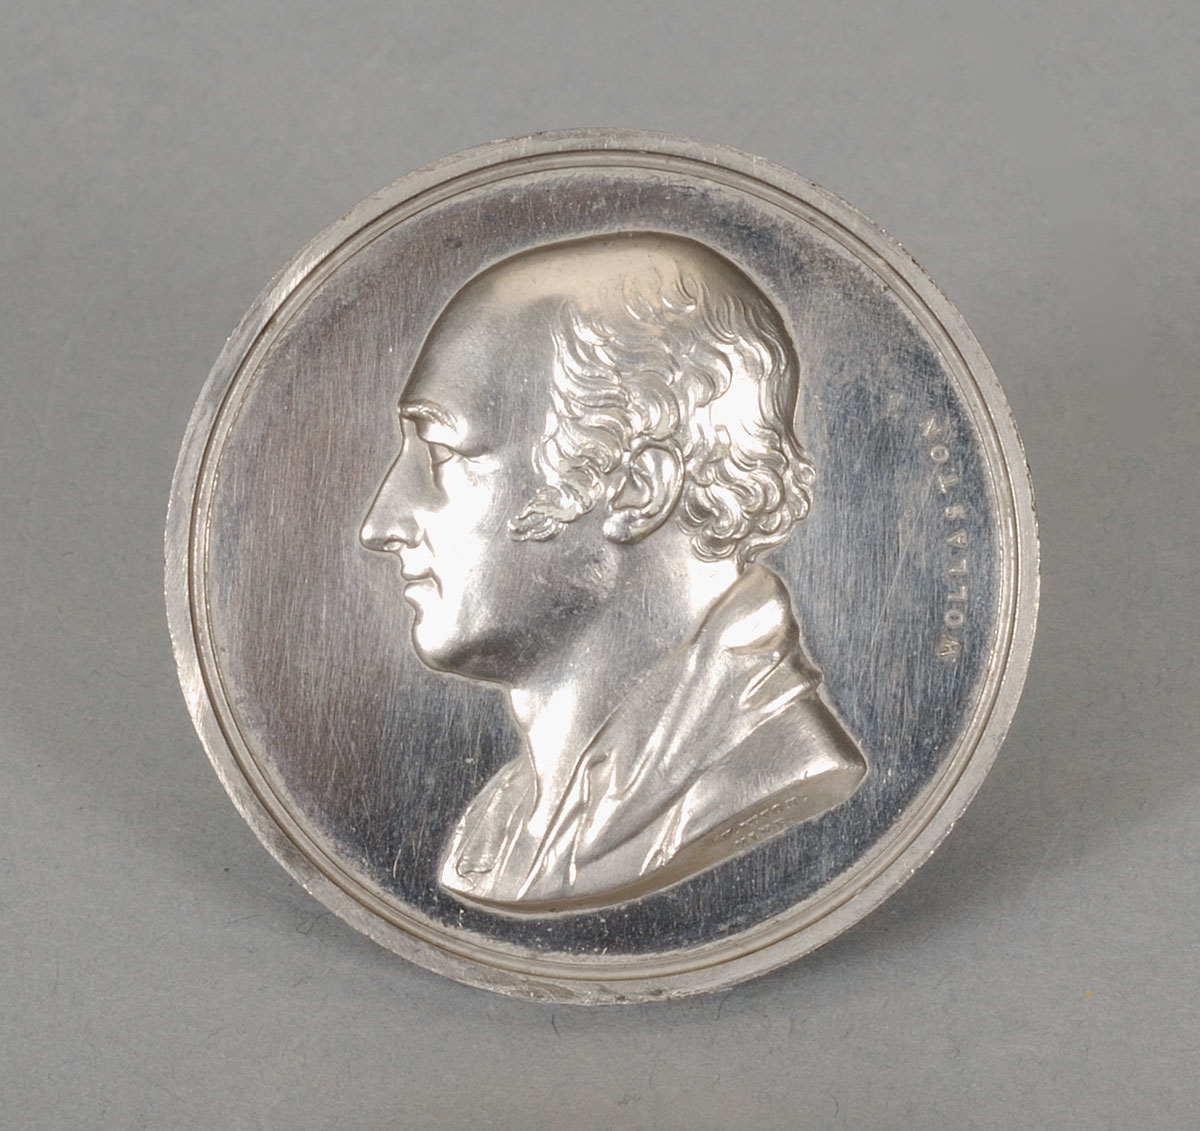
[166,129,1039,1001]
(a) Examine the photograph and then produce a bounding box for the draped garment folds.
[439,565,866,911]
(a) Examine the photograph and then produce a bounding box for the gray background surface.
[2,2,1196,1128]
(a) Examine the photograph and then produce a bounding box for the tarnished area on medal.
[167,130,1038,1001]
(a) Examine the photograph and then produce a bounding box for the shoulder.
[437,757,535,902]
[673,692,866,858]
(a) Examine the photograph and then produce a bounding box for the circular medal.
[167,129,1039,1002]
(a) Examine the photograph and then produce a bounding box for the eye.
[427,442,456,468]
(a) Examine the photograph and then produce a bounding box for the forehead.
[401,284,555,443]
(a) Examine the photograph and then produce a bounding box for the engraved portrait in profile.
[360,233,866,913]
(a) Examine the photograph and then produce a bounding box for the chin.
[409,621,519,686]
[409,623,456,673]
[409,618,477,676]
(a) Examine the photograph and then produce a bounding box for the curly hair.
[507,248,814,564]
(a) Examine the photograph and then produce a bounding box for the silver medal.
[166,129,1039,1002]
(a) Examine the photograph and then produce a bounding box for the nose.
[360,445,424,552]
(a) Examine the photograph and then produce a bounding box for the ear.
[602,441,684,545]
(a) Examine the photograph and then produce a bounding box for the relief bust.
[360,233,866,913]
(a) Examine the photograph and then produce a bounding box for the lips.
[399,561,441,596]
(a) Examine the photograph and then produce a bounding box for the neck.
[507,553,741,834]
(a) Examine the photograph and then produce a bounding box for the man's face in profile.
[360,289,602,684]
[362,232,813,698]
